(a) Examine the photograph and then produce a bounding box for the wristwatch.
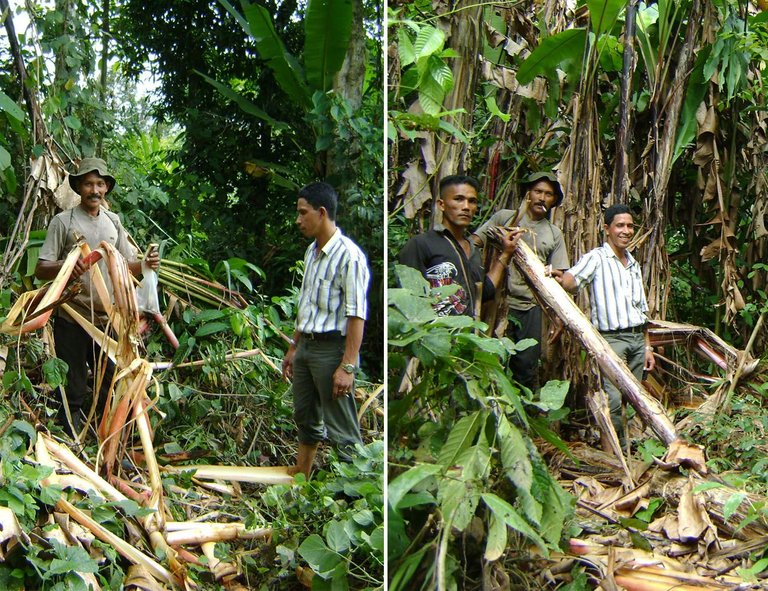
[340,363,357,375]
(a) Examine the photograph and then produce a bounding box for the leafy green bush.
[388,265,574,590]
[261,441,384,590]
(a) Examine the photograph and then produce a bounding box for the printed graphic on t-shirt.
[425,261,468,316]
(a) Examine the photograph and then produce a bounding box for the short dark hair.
[604,203,632,226]
[298,181,338,220]
[439,175,480,197]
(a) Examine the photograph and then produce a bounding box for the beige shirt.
[474,208,569,310]
[38,206,137,325]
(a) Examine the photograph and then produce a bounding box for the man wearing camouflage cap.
[36,157,160,436]
[472,172,569,391]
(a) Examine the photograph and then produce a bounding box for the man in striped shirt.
[281,182,370,478]
[553,204,655,441]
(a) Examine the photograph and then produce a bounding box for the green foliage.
[264,442,384,590]
[388,266,573,589]
[516,29,587,86]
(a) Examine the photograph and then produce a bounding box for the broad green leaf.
[218,0,252,36]
[304,0,353,92]
[536,379,570,411]
[394,264,431,294]
[484,513,507,561]
[240,0,311,109]
[516,29,587,86]
[47,541,98,575]
[64,115,82,130]
[587,0,626,37]
[485,94,510,122]
[413,25,445,59]
[298,534,342,577]
[482,492,548,555]
[196,71,289,130]
[326,520,350,553]
[396,491,436,509]
[0,91,25,122]
[0,146,11,170]
[737,557,768,582]
[693,481,725,493]
[437,411,484,468]
[534,462,572,545]
[498,415,541,525]
[418,76,446,115]
[398,28,416,66]
[427,55,454,92]
[438,471,478,531]
[366,525,384,552]
[37,483,62,506]
[42,358,68,389]
[388,290,437,323]
[193,309,227,324]
[498,414,532,491]
[388,463,441,510]
[194,321,230,337]
[723,492,746,521]
[390,545,431,591]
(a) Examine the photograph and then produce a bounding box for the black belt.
[600,324,646,335]
[300,331,343,341]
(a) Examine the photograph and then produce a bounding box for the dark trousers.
[292,338,363,460]
[602,332,646,436]
[53,316,115,421]
[506,306,543,391]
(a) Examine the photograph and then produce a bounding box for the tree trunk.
[430,0,484,227]
[511,241,678,445]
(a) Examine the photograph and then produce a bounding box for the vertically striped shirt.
[568,243,648,332]
[296,228,370,335]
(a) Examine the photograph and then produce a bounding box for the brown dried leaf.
[398,161,432,219]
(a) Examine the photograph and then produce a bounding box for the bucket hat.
[68,157,116,194]
[522,171,563,206]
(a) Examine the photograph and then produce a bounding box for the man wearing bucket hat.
[35,157,160,435]
[472,171,569,391]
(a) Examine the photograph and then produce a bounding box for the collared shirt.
[38,205,137,324]
[568,243,648,332]
[398,226,495,316]
[296,228,369,335]
[474,208,569,310]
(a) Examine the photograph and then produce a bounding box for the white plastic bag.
[137,261,160,315]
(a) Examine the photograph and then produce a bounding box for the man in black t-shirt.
[398,175,518,317]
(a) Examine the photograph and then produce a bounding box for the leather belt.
[300,331,343,341]
[600,324,646,335]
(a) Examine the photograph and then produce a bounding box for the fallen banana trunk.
[645,470,768,540]
[512,241,678,445]
[166,524,271,546]
[201,542,249,591]
[0,242,85,334]
[566,540,744,590]
[647,319,757,377]
[0,506,29,561]
[162,464,294,485]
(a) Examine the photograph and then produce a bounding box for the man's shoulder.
[486,209,517,226]
[333,231,368,264]
[401,228,439,248]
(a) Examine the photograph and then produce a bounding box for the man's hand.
[282,346,296,381]
[145,249,160,271]
[332,366,354,400]
[71,257,88,280]
[644,347,656,372]
[500,227,523,256]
